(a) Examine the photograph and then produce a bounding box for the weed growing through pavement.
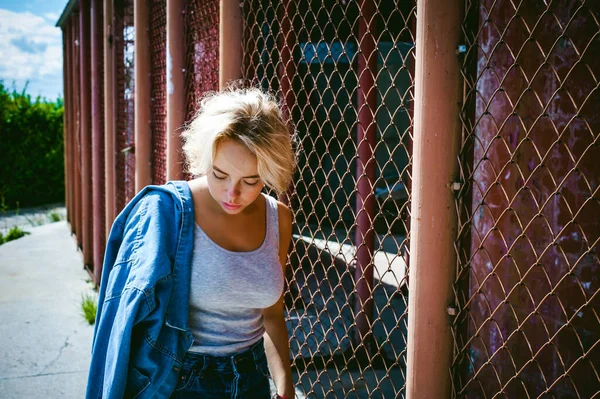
[0,225,30,245]
[81,293,98,325]
[49,210,63,222]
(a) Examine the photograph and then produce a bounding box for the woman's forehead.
[213,139,258,176]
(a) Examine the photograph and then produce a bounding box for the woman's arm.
[263,202,294,398]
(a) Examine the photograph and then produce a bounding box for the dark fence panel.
[184,0,220,120]
[453,1,600,397]
[243,0,416,397]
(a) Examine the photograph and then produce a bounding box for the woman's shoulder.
[263,193,291,217]
[264,194,292,239]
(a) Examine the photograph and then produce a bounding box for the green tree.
[0,82,65,209]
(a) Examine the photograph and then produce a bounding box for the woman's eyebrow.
[212,165,260,179]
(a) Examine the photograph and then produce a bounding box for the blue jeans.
[170,338,271,398]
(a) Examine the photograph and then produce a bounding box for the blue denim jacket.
[86,181,195,398]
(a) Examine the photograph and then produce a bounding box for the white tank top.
[187,194,283,355]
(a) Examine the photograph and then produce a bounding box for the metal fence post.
[79,0,93,268]
[62,28,69,226]
[354,0,378,350]
[72,15,82,245]
[104,0,116,236]
[166,0,186,180]
[135,0,152,192]
[63,24,72,229]
[405,0,463,397]
[219,0,242,88]
[91,0,104,284]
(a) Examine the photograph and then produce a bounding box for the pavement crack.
[36,333,71,376]
[0,370,87,381]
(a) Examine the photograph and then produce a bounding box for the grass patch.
[49,210,63,222]
[0,226,30,245]
[81,293,98,325]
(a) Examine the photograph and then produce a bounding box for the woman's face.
[206,139,264,215]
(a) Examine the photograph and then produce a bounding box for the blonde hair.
[181,86,296,195]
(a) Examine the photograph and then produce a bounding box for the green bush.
[0,82,64,210]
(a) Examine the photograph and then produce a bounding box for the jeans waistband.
[183,338,265,373]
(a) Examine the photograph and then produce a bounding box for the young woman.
[86,87,296,399]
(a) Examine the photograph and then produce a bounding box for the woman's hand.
[263,300,295,398]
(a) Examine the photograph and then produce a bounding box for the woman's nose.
[227,182,241,198]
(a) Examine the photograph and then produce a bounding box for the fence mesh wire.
[184,0,219,122]
[243,0,416,397]
[114,0,135,213]
[150,0,167,185]
[452,0,600,397]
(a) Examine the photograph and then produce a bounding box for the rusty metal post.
[104,0,116,235]
[68,17,76,234]
[91,0,104,284]
[72,15,82,243]
[79,0,93,267]
[66,21,72,228]
[353,0,377,349]
[406,0,463,397]
[166,0,186,180]
[67,19,75,232]
[62,24,71,227]
[135,0,152,192]
[219,0,242,88]
[68,20,75,233]
[62,29,68,220]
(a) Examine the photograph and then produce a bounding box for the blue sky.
[0,0,68,100]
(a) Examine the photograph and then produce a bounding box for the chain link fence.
[243,0,416,396]
[452,0,600,397]
[114,0,136,213]
[183,0,220,181]
[58,0,599,396]
[150,0,167,185]
[184,0,219,121]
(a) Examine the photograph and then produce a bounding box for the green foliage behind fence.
[0,82,65,210]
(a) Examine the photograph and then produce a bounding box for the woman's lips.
[222,201,241,211]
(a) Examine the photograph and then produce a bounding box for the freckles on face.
[207,139,264,212]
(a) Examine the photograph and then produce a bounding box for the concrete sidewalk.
[0,221,93,398]
[0,218,399,398]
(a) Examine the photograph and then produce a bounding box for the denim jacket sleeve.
[86,189,182,399]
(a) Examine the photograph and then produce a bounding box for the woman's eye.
[213,172,226,180]
[244,180,259,186]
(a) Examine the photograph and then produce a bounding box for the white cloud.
[44,12,60,21]
[0,8,63,98]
